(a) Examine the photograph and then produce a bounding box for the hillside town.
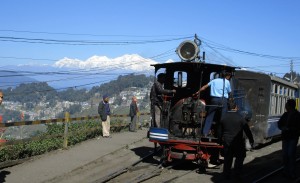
[1,84,152,123]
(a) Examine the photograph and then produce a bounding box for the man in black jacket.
[150,73,176,128]
[219,104,254,180]
[278,99,300,179]
[98,94,111,138]
[129,96,139,132]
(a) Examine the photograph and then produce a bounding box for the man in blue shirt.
[195,72,232,137]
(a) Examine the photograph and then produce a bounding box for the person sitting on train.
[150,73,176,128]
[194,72,232,137]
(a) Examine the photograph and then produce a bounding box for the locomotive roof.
[151,61,237,73]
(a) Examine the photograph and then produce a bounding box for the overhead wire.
[2,31,299,96]
[0,35,193,46]
[0,29,193,38]
[200,37,300,61]
[0,46,170,90]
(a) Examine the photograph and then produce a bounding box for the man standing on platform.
[98,94,111,138]
[278,99,300,180]
[129,96,139,132]
[0,91,3,105]
[0,91,5,139]
[219,104,254,180]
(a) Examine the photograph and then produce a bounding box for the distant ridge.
[0,70,38,89]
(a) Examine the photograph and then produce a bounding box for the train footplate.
[149,127,169,141]
[200,136,219,144]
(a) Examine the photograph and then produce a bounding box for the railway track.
[96,146,204,183]
[42,134,300,183]
[252,157,300,183]
[96,147,162,183]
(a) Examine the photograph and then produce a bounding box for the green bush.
[0,119,129,163]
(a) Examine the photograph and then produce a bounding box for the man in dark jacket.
[98,94,111,138]
[219,104,254,180]
[129,96,139,132]
[150,73,176,128]
[278,99,300,179]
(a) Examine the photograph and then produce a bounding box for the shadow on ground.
[0,170,10,183]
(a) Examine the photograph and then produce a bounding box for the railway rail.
[95,146,203,183]
[252,157,300,183]
[96,147,161,183]
[38,131,300,183]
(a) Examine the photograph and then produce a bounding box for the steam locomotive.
[148,35,300,170]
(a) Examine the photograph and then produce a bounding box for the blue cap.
[103,94,109,99]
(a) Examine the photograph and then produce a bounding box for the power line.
[0,29,192,38]
[0,35,193,46]
[201,38,300,61]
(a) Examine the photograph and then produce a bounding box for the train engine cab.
[148,36,236,170]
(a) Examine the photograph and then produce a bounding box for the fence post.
[63,112,70,149]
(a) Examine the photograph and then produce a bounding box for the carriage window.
[156,68,166,78]
[279,86,283,95]
[173,71,187,88]
[285,88,288,96]
[274,84,278,94]
[210,72,220,80]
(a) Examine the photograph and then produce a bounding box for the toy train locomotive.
[148,35,300,169]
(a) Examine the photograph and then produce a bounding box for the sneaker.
[207,163,217,168]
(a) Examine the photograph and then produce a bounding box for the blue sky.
[1,0,300,77]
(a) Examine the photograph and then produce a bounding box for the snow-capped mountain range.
[53,54,162,71]
[1,54,174,89]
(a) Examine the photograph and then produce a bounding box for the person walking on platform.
[129,96,139,132]
[0,91,3,105]
[194,72,232,137]
[0,91,5,139]
[98,94,111,138]
[150,73,176,128]
[278,99,300,180]
[219,104,254,180]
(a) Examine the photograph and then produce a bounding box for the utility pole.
[290,60,293,83]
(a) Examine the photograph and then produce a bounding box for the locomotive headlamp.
[176,40,199,62]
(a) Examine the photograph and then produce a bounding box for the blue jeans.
[282,138,299,177]
[203,97,227,136]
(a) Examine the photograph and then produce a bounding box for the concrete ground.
[0,129,148,183]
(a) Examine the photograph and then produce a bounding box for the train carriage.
[233,70,300,143]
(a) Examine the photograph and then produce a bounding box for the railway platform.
[0,129,149,183]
